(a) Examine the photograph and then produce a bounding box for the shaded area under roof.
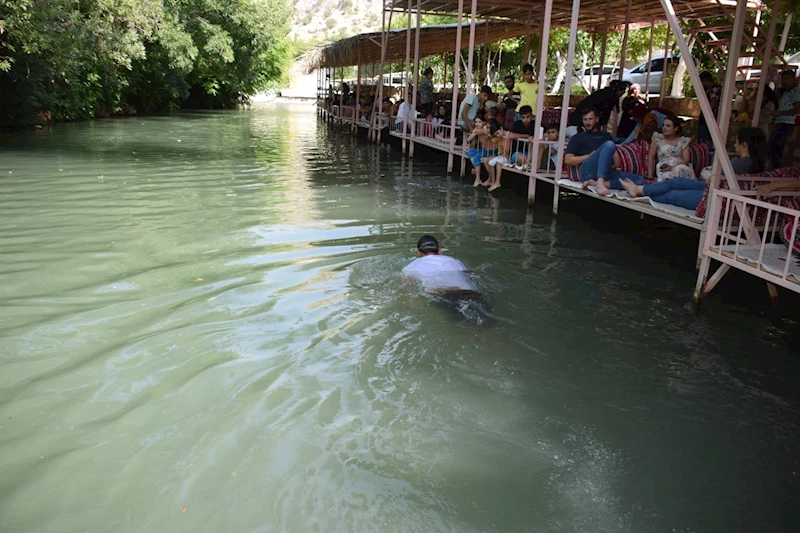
[386,0,764,30]
[304,21,532,72]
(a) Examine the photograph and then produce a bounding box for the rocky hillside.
[289,0,384,43]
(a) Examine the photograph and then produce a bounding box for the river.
[1,103,798,532]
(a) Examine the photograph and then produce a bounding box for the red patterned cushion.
[688,143,709,179]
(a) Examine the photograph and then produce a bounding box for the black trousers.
[770,124,795,170]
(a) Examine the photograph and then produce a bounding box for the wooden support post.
[529,0,553,205]
[598,1,612,91]
[554,0,582,215]
[410,0,421,157]
[658,0,741,193]
[711,0,748,190]
[354,45,362,135]
[645,20,655,100]
[619,0,633,82]
[402,7,412,153]
[659,25,671,104]
[779,13,792,52]
[589,31,596,93]
[465,0,478,93]
[752,0,781,127]
[376,7,394,144]
[447,0,465,173]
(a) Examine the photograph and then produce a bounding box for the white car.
[572,66,625,90]
[623,55,679,94]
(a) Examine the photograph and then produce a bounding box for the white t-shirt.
[396,101,418,125]
[401,254,475,291]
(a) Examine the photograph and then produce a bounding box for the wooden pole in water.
[447,0,464,173]
[410,0,422,157]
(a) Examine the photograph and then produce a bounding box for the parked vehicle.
[623,55,680,94]
[572,65,625,90]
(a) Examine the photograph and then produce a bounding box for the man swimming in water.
[402,235,479,300]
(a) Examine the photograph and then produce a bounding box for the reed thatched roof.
[304,21,532,73]
[386,0,764,30]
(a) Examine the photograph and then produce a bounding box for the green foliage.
[0,0,291,127]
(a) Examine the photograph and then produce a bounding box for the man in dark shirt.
[570,80,626,128]
[565,107,644,196]
[497,105,536,168]
[697,71,722,143]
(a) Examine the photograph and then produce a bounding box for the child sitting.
[481,120,509,191]
[539,123,561,171]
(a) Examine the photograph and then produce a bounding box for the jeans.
[579,140,644,189]
[770,124,795,170]
[642,178,706,210]
[467,148,496,169]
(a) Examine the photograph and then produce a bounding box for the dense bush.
[0,0,291,128]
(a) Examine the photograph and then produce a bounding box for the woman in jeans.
[619,127,769,210]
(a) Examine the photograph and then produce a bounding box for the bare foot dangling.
[488,182,501,191]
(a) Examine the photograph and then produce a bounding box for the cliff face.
[289,0,383,42]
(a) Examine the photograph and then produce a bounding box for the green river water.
[1,103,798,533]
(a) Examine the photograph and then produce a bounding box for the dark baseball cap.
[417,235,439,254]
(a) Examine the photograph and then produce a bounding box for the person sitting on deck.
[619,127,769,210]
[565,107,645,196]
[394,97,418,134]
[481,120,511,191]
[459,85,492,133]
[513,64,539,121]
[569,80,627,131]
[498,105,536,163]
[464,116,497,186]
[402,235,478,299]
[647,114,695,181]
[540,123,562,171]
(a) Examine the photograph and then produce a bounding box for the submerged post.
[375,7,394,145]
[447,0,465,173]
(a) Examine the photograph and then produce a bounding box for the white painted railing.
[696,189,800,298]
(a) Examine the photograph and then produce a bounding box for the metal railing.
[697,189,800,297]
